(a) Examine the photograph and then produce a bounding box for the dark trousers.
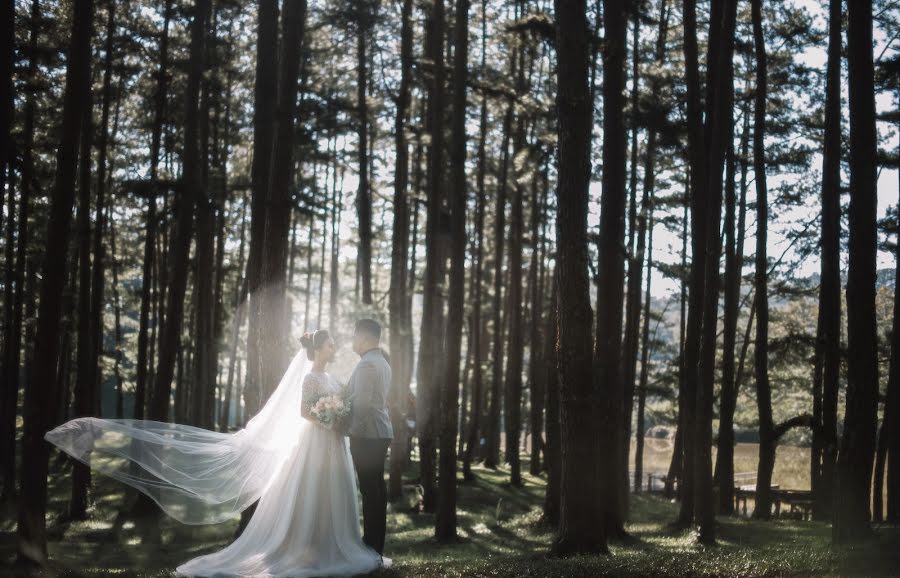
[349,436,391,555]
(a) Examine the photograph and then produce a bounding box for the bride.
[44,329,389,577]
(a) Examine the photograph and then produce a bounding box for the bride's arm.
[300,374,319,422]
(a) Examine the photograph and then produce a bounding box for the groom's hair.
[354,318,381,341]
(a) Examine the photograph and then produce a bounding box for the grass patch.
[1,457,897,577]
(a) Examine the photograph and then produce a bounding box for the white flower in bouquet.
[309,393,351,430]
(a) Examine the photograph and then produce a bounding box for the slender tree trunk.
[436,0,469,540]
[0,0,11,202]
[416,0,447,514]
[813,0,842,522]
[676,0,706,528]
[694,0,737,542]
[148,0,209,425]
[666,188,689,497]
[634,205,654,493]
[552,0,607,554]
[16,0,94,564]
[90,0,118,421]
[190,4,216,430]
[463,1,489,477]
[528,169,548,476]
[260,0,308,402]
[109,203,124,420]
[634,0,670,497]
[389,0,414,502]
[0,0,38,500]
[874,415,888,521]
[542,271,560,524]
[888,136,900,524]
[593,0,628,537]
[750,0,775,520]
[357,1,373,304]
[221,198,249,432]
[834,0,879,543]
[329,152,343,332]
[486,75,514,470]
[620,3,643,517]
[70,94,95,521]
[876,213,900,524]
[506,104,525,489]
[716,100,749,514]
[134,1,171,422]
[243,0,279,432]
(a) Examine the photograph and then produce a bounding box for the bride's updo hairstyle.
[299,329,330,361]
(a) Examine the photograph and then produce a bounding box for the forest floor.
[1,454,898,577]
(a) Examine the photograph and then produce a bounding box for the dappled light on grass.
[1,457,897,576]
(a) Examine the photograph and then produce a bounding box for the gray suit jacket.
[346,348,393,439]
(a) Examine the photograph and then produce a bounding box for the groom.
[344,318,393,557]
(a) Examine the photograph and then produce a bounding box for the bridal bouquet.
[309,393,351,430]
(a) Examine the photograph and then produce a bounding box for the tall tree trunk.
[389,0,414,502]
[485,71,514,470]
[593,0,628,537]
[463,0,488,478]
[715,99,749,514]
[90,0,117,421]
[888,134,900,524]
[694,0,737,542]
[243,0,279,432]
[623,0,670,476]
[528,168,548,476]
[619,3,643,518]
[221,197,249,432]
[633,205,654,492]
[633,0,670,497]
[329,153,344,332]
[417,0,447,514]
[834,0,878,543]
[109,203,124,420]
[135,0,172,422]
[666,186,689,497]
[813,0,842,522]
[676,0,706,528]
[750,0,774,520]
[148,0,209,424]
[542,271,560,524]
[1,0,38,501]
[874,414,888,521]
[436,0,469,540]
[0,0,13,391]
[0,0,11,203]
[192,4,218,429]
[552,0,607,554]
[357,0,373,304]
[15,0,94,565]
[70,95,96,521]
[260,0,308,401]
[888,206,900,523]
[506,105,525,489]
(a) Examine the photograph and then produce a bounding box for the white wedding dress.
[176,370,386,577]
[44,350,389,578]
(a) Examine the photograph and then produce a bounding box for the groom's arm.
[349,360,380,433]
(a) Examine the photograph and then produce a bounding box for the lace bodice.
[301,371,339,418]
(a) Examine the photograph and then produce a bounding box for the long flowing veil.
[44,348,310,525]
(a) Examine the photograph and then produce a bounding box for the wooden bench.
[734,486,814,520]
[645,472,678,494]
[734,484,780,516]
[772,489,813,520]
